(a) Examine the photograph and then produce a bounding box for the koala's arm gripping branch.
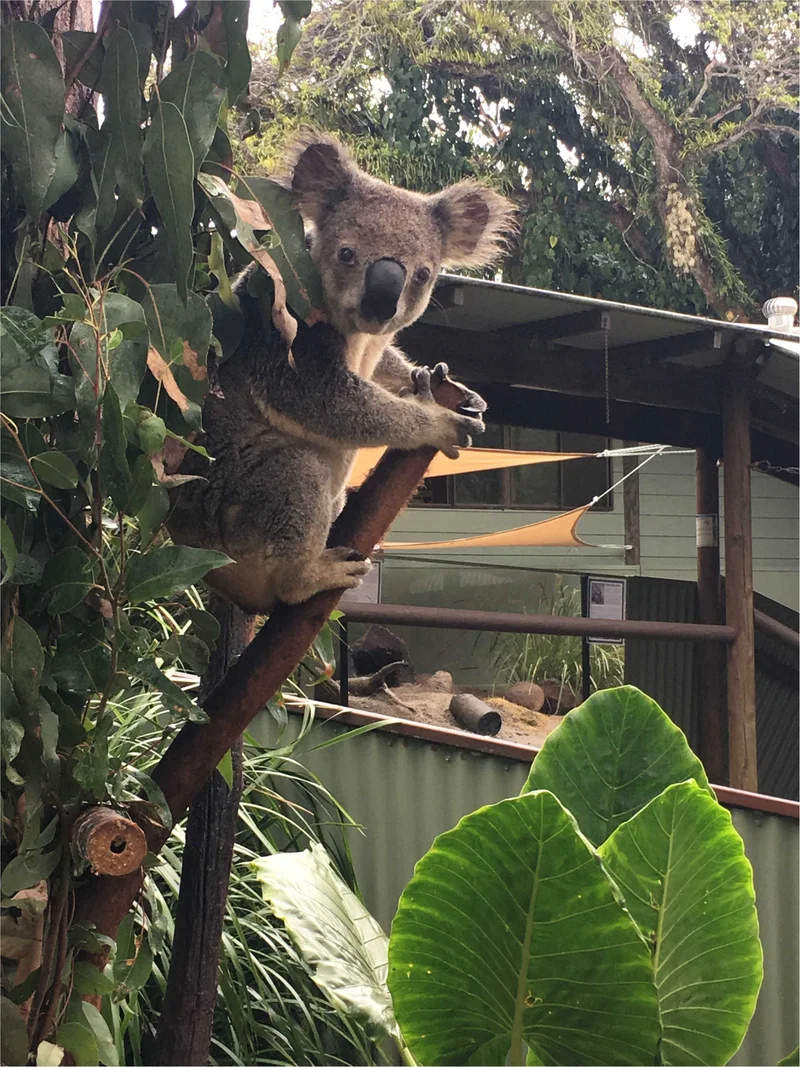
[73,377,469,941]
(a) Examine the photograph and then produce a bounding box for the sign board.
[339,559,382,606]
[587,576,626,645]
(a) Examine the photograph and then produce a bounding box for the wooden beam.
[614,328,722,365]
[404,322,723,413]
[696,447,727,784]
[723,347,758,792]
[622,442,641,567]
[496,308,605,344]
[403,323,798,445]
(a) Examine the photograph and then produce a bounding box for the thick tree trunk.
[148,600,254,1067]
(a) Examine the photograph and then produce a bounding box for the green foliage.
[259,687,762,1066]
[0,3,323,1063]
[243,0,798,315]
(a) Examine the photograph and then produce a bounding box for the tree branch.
[72,376,471,941]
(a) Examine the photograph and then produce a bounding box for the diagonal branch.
[73,376,470,941]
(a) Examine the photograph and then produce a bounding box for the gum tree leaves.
[159,51,226,173]
[122,545,232,604]
[143,101,195,304]
[42,548,97,616]
[523,686,711,846]
[599,781,762,1067]
[0,22,65,218]
[388,790,659,1067]
[0,307,74,418]
[141,284,212,430]
[97,26,143,211]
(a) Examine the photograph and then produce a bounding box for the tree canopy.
[244,0,799,318]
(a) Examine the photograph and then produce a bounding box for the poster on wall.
[587,577,626,645]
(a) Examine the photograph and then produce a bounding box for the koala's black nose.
[360,258,406,323]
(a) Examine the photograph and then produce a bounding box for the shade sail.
[383,505,595,550]
[347,446,593,488]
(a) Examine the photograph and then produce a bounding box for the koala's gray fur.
[167,133,516,614]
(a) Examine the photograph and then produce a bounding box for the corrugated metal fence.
[290,714,799,1067]
[625,576,798,799]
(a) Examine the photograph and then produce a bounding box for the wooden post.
[695,446,727,783]
[722,346,757,791]
[622,441,641,567]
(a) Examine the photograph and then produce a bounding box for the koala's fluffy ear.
[432,182,517,269]
[279,132,356,225]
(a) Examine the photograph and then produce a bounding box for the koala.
[167,133,515,614]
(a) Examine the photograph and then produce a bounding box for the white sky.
[92,0,282,41]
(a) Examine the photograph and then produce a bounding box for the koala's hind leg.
[274,545,372,606]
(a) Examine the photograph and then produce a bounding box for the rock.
[505,682,545,713]
[349,625,414,685]
[487,696,547,729]
[416,670,453,693]
[539,678,579,715]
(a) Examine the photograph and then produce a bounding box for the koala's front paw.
[437,410,485,460]
[326,546,373,589]
[416,364,487,418]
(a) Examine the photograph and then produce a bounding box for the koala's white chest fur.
[344,333,392,380]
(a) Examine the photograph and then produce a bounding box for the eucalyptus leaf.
[0,517,18,583]
[99,384,131,511]
[186,608,220,649]
[160,632,210,675]
[123,545,231,604]
[159,50,226,173]
[43,126,82,212]
[55,1021,98,1067]
[388,790,660,1067]
[62,30,105,88]
[1,844,62,897]
[42,547,97,615]
[0,22,64,217]
[73,716,113,799]
[97,26,143,210]
[125,659,207,722]
[254,842,401,1042]
[243,177,324,319]
[80,1002,118,1067]
[1,996,30,1067]
[143,101,195,304]
[137,483,169,543]
[221,1,251,103]
[1,673,24,766]
[599,780,762,1066]
[2,616,44,711]
[522,686,712,846]
[31,451,80,490]
[140,284,211,429]
[51,633,111,694]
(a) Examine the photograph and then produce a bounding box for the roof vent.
[762,297,799,333]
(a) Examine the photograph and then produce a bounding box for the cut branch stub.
[73,808,148,876]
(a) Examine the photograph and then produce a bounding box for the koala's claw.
[410,366,434,402]
[431,362,449,385]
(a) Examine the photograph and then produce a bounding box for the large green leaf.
[599,781,762,1067]
[0,22,64,217]
[254,842,401,1042]
[97,26,143,210]
[388,790,659,1067]
[98,384,131,512]
[143,101,195,304]
[2,616,43,713]
[159,51,226,173]
[221,0,251,103]
[522,686,711,846]
[123,545,232,604]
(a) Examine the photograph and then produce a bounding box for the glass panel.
[507,427,560,508]
[452,423,506,506]
[560,432,611,509]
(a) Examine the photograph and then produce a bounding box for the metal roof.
[421,274,799,398]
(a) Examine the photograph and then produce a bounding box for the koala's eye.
[414,266,432,285]
[338,247,356,264]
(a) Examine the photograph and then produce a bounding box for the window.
[412,425,613,510]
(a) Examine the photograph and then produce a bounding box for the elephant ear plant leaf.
[599,780,762,1067]
[523,685,712,845]
[387,790,659,1067]
[253,841,402,1046]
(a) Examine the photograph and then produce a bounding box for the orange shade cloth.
[382,504,594,551]
[347,446,593,488]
